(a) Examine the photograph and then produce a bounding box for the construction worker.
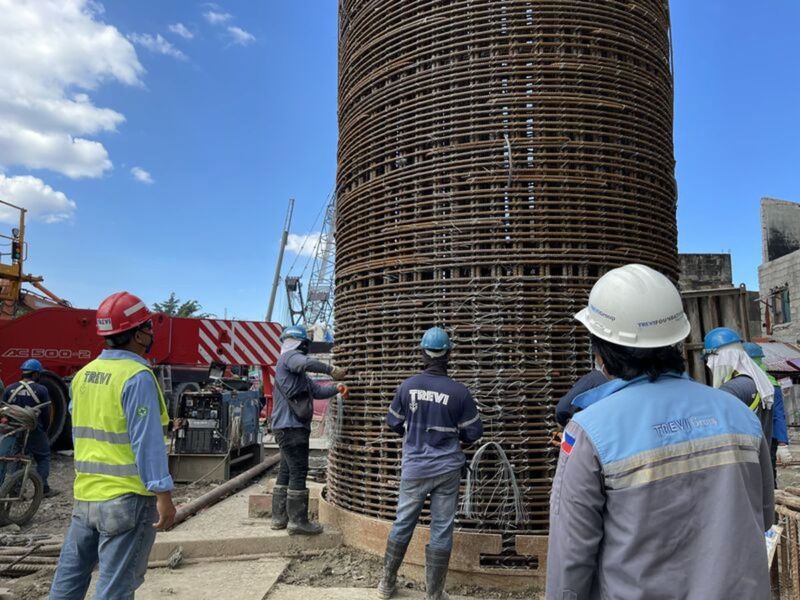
[0,359,54,496]
[704,327,774,443]
[745,341,791,480]
[378,327,483,600]
[49,292,175,600]
[271,324,347,535]
[554,369,607,427]
[547,264,774,599]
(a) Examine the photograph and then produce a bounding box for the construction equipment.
[276,193,337,336]
[267,198,294,322]
[0,200,69,319]
[304,195,336,328]
[170,388,263,482]
[0,307,283,446]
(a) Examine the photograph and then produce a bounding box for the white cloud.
[286,233,322,258]
[0,174,76,223]
[129,33,187,61]
[227,26,256,46]
[0,0,143,179]
[168,23,193,39]
[130,166,154,184]
[204,10,232,25]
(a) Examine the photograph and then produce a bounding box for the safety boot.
[425,545,451,600]
[286,488,323,536]
[377,538,409,598]
[270,484,288,530]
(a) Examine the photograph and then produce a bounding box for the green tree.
[153,292,212,318]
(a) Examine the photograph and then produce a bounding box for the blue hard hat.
[743,342,765,359]
[420,327,451,351]
[280,325,309,342]
[20,359,43,373]
[703,327,743,354]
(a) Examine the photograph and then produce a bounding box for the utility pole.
[266,198,294,322]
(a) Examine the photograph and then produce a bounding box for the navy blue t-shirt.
[387,371,482,480]
[555,370,608,427]
[3,380,50,432]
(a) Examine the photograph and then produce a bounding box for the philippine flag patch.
[561,432,576,455]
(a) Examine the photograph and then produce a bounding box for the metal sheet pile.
[330,0,679,538]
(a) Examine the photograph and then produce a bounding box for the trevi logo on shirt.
[409,389,450,407]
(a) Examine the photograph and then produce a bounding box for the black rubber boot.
[286,489,323,536]
[270,484,288,530]
[425,545,451,600]
[377,538,409,599]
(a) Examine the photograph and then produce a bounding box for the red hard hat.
[96,291,152,337]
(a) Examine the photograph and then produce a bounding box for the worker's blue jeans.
[388,467,461,552]
[49,494,157,600]
[0,429,50,490]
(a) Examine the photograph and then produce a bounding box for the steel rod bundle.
[331,0,678,542]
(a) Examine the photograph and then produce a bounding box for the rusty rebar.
[331,0,678,538]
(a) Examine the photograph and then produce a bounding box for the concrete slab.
[249,493,319,519]
[150,482,342,561]
[265,584,473,600]
[88,558,289,599]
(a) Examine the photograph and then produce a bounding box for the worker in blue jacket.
[745,342,791,482]
[547,264,773,600]
[378,327,482,600]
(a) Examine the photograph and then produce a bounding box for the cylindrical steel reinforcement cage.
[330,0,678,548]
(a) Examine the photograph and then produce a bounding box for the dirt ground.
[4,434,798,599]
[10,452,217,538]
[279,548,541,599]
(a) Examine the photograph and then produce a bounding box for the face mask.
[706,354,734,388]
[711,365,734,389]
[139,330,154,354]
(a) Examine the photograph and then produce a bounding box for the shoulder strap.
[8,381,41,405]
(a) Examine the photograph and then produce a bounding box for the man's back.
[389,372,481,480]
[3,380,50,430]
[548,373,773,600]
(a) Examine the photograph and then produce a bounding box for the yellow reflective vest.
[71,357,168,501]
[724,370,762,412]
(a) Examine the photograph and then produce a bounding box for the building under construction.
[328,0,678,581]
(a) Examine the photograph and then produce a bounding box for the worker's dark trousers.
[0,429,50,491]
[274,428,310,490]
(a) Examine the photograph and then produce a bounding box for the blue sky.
[2,1,798,321]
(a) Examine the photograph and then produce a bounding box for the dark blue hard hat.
[20,359,43,373]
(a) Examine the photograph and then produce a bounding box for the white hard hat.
[575,263,690,348]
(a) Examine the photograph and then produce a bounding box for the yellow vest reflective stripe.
[71,357,168,501]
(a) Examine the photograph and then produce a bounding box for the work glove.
[330,366,347,380]
[337,383,350,400]
[777,444,793,465]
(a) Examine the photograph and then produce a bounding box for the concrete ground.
[266,584,473,599]
[89,558,290,600]
[150,481,341,562]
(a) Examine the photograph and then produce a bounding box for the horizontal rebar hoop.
[332,0,678,536]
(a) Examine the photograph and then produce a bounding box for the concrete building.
[759,198,800,343]
[679,254,733,290]
[679,253,761,337]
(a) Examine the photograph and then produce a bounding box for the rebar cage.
[330,0,678,537]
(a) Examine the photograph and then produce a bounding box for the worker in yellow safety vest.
[50,291,175,600]
[703,327,774,443]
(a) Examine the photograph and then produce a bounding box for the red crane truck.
[0,307,282,446]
